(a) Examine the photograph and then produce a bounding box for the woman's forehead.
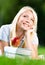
[22,10,33,14]
[18,10,35,20]
[21,10,34,18]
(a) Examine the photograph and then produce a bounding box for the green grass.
[38,46,45,55]
[0,46,45,65]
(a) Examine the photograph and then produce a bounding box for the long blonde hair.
[10,6,38,41]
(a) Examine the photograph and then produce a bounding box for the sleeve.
[32,32,39,46]
[0,25,10,43]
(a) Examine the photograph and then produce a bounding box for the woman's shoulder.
[0,24,11,35]
[0,24,12,32]
[0,24,11,43]
[0,24,11,29]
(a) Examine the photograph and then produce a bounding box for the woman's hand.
[24,30,38,59]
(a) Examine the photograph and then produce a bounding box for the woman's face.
[18,10,35,31]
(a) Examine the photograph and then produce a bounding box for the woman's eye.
[31,19,34,22]
[23,15,27,17]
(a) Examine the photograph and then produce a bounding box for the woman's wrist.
[25,30,32,37]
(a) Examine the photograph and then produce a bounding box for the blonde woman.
[0,6,39,59]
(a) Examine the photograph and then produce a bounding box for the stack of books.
[4,46,32,58]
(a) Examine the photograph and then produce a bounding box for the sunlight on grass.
[0,55,45,65]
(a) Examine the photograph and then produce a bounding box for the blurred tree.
[0,0,19,25]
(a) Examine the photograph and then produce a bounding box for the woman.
[0,6,39,59]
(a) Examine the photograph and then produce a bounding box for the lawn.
[0,46,45,65]
[38,46,45,55]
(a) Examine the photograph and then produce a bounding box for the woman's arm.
[0,25,10,54]
[24,30,39,59]
[0,40,8,54]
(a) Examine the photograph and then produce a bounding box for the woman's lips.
[23,22,33,29]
